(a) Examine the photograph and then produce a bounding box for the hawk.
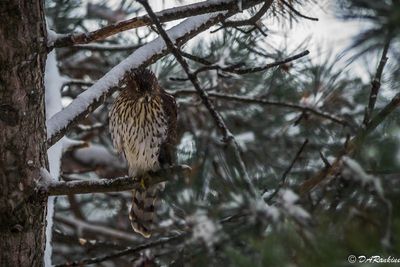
[109,68,177,238]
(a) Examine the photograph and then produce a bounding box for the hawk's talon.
[140,177,146,189]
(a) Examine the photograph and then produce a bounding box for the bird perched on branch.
[109,68,177,238]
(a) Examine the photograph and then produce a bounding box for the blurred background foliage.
[46,0,400,266]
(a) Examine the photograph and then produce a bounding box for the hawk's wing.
[159,91,178,166]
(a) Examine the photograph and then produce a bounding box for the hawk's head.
[126,68,160,96]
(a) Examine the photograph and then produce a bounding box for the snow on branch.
[51,0,265,48]
[40,165,190,196]
[46,12,229,147]
[342,156,384,196]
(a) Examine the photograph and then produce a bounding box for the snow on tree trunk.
[44,50,64,266]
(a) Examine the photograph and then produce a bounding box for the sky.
[87,0,370,81]
[148,0,369,79]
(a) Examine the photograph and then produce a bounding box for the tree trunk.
[0,1,48,266]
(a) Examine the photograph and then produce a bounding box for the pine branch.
[300,92,400,195]
[363,38,391,125]
[171,90,351,127]
[264,139,308,200]
[300,44,398,195]
[54,234,185,267]
[51,0,267,48]
[281,0,319,21]
[171,50,309,80]
[40,165,190,196]
[221,0,273,28]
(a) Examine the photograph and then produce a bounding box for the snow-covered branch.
[51,0,265,48]
[40,165,190,196]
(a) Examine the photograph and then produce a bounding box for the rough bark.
[0,1,48,266]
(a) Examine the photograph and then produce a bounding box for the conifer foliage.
[42,1,400,266]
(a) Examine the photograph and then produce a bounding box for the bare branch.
[40,165,190,196]
[363,39,391,125]
[181,51,213,65]
[171,90,351,127]
[222,0,273,27]
[355,92,400,148]
[54,234,184,267]
[52,0,266,48]
[264,139,308,200]
[171,50,309,80]
[281,0,319,21]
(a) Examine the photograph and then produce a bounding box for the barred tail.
[129,185,158,238]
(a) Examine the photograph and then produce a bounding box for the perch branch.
[40,165,190,196]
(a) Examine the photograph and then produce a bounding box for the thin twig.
[264,139,308,200]
[212,0,273,33]
[181,51,212,65]
[363,38,391,125]
[171,90,350,127]
[281,0,318,21]
[172,50,309,80]
[222,0,273,27]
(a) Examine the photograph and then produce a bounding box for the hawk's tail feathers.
[129,185,158,238]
